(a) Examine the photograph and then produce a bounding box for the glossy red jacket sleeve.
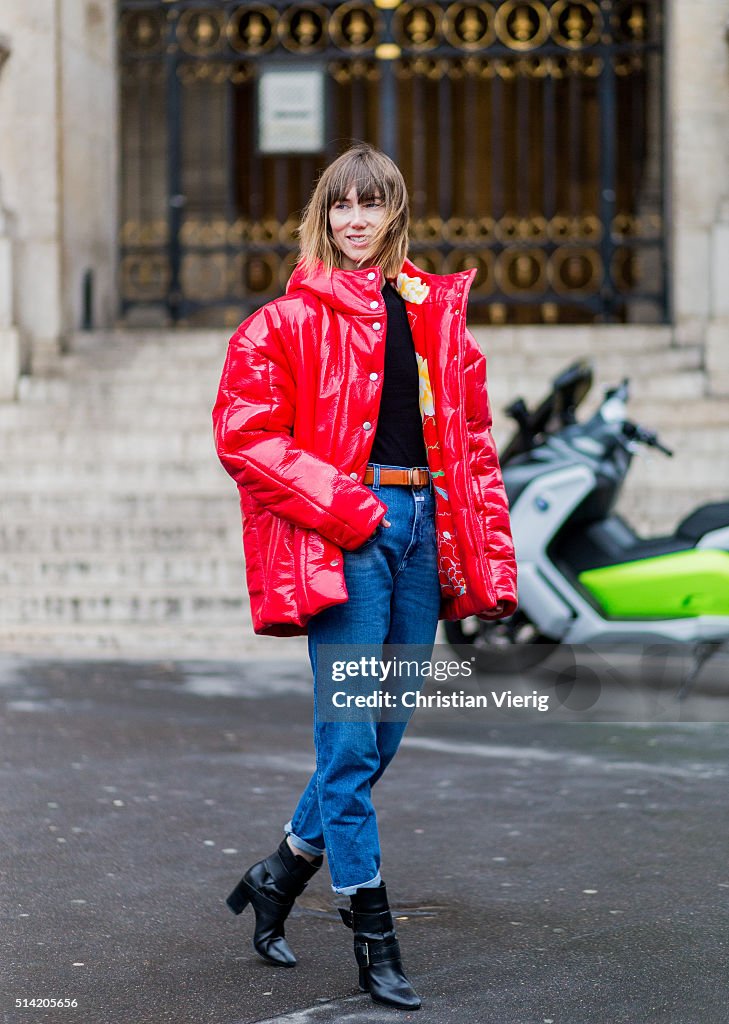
[463,330,518,617]
[212,308,387,550]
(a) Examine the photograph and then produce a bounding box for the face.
[328,186,387,271]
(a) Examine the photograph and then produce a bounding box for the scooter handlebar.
[622,421,674,457]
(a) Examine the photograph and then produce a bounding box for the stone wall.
[1,1,729,397]
[0,0,117,384]
[669,0,729,392]
[0,36,18,400]
[58,0,118,338]
[0,1,63,375]
[0,180,20,400]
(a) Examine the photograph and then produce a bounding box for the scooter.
[445,362,729,696]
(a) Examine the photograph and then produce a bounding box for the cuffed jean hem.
[283,820,326,857]
[332,869,382,896]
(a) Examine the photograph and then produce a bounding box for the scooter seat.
[676,502,729,543]
[550,515,695,574]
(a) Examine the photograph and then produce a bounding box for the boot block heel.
[346,882,422,1011]
[226,840,323,966]
[226,879,252,915]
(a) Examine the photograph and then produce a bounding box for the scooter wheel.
[444,612,555,675]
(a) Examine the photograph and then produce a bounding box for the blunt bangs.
[324,162,385,208]
[298,143,410,279]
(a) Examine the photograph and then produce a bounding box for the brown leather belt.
[363,467,430,488]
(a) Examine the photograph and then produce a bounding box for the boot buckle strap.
[338,907,354,929]
[354,937,401,968]
[368,937,401,965]
[354,940,370,967]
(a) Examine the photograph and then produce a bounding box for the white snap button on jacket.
[330,560,339,567]
[367,271,376,280]
[369,372,378,381]
[350,471,358,479]
[363,421,372,430]
[373,321,381,330]
[369,300,378,309]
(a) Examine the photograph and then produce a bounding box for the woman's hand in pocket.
[356,518,390,551]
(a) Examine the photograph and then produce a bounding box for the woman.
[213,143,517,1010]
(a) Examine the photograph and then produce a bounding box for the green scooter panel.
[578,549,729,619]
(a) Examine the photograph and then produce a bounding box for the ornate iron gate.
[119,1,667,325]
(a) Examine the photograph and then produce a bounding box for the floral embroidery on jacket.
[415,353,435,417]
[396,272,430,305]
[408,301,467,598]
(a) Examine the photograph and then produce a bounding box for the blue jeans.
[285,467,441,894]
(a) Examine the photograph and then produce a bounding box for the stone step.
[1,408,722,461]
[17,326,697,378]
[43,417,723,461]
[69,326,679,360]
[0,436,723,493]
[0,492,240,521]
[70,328,224,347]
[2,374,712,439]
[644,427,729,452]
[1,321,718,656]
[493,348,703,382]
[50,365,224,393]
[0,438,722,514]
[52,343,700,384]
[61,331,227,370]
[0,521,238,554]
[0,588,249,626]
[491,368,707,404]
[0,429,218,459]
[16,375,72,404]
[0,458,721,509]
[0,623,309,661]
[620,476,728,502]
[0,460,228,489]
[617,483,729,535]
[30,344,703,392]
[68,325,677,361]
[0,398,214,427]
[470,324,675,358]
[0,403,217,433]
[618,451,729,486]
[621,399,729,428]
[0,553,244,588]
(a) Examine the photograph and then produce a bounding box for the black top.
[369,282,428,468]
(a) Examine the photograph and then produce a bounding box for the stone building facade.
[0,0,117,398]
[0,0,728,656]
[0,0,728,391]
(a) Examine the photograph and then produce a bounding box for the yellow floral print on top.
[415,353,435,417]
[396,272,430,305]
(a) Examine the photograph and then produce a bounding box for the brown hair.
[298,143,409,278]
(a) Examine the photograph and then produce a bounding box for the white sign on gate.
[258,67,325,154]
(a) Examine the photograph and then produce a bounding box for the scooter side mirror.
[505,398,530,427]
[551,359,594,427]
[604,379,630,403]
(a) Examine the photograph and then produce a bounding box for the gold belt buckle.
[409,468,426,489]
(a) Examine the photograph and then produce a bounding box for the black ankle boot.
[339,881,421,1010]
[226,839,322,966]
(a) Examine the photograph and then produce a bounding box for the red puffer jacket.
[213,258,517,636]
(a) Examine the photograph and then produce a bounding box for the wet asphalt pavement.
[2,652,729,1024]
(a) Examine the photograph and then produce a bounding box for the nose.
[349,203,367,227]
